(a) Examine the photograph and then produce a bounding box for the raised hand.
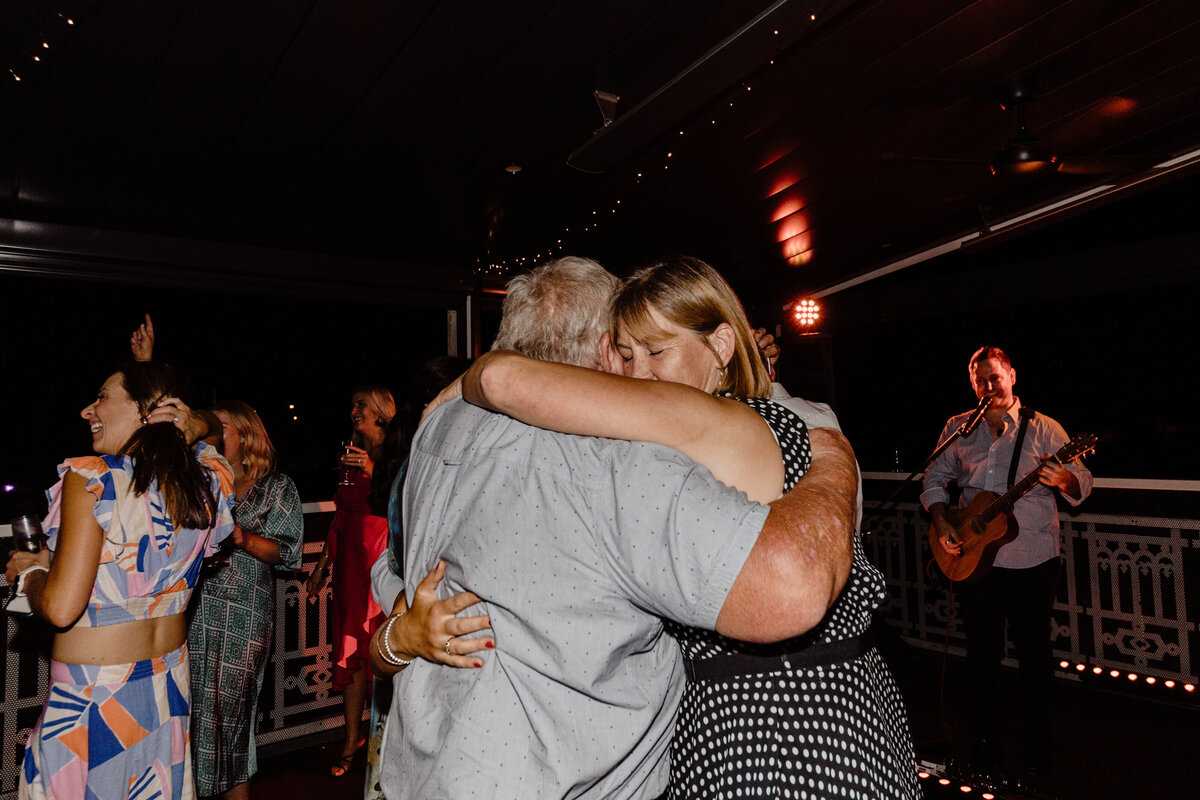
[130,314,155,361]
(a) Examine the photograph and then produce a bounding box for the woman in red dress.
[307,384,395,777]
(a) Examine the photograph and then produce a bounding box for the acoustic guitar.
[929,432,1097,583]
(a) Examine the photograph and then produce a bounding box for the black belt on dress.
[682,632,874,683]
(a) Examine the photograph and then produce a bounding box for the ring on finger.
[172,416,180,424]
[444,636,456,656]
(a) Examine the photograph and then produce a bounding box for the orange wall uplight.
[766,172,802,198]
[775,209,811,242]
[781,230,813,266]
[771,196,807,224]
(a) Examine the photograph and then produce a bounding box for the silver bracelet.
[13,565,50,597]
[379,612,413,667]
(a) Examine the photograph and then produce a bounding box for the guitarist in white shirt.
[921,346,1092,779]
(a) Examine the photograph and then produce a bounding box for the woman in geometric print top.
[5,361,235,800]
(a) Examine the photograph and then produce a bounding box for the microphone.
[960,396,992,437]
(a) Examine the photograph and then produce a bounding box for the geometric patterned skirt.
[20,644,194,800]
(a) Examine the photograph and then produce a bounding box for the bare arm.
[229,525,282,565]
[715,427,857,643]
[23,472,105,628]
[463,351,784,502]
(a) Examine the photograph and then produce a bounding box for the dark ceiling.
[3,0,1199,309]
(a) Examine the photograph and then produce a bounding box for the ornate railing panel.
[864,502,1199,686]
[4,500,1197,797]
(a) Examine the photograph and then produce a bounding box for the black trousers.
[960,557,1060,756]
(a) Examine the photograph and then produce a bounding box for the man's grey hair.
[492,257,620,368]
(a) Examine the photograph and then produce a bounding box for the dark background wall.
[0,277,450,511]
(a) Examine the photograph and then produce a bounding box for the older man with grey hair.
[379,256,858,800]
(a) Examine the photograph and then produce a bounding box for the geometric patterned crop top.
[43,442,236,628]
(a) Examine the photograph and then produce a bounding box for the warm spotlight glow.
[766,173,802,197]
[792,298,820,327]
[776,213,812,244]
[1165,680,1176,688]
[1186,684,1196,693]
[759,149,792,171]
[938,779,951,786]
[1059,660,1070,668]
[982,794,996,800]
[1146,677,1157,685]
[1128,673,1139,681]
[1110,670,1120,678]
[917,772,930,779]
[771,197,806,223]
[786,249,814,267]
[781,231,812,260]
[960,786,972,793]
[1075,663,1086,671]
[1099,96,1138,118]
[1093,666,1103,674]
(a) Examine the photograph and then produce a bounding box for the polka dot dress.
[665,398,919,799]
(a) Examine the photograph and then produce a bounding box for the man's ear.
[708,323,736,368]
[598,332,624,375]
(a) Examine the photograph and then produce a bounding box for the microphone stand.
[860,399,990,535]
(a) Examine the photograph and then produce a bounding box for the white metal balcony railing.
[3,478,1198,798]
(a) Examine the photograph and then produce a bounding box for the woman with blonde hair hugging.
[421,256,918,799]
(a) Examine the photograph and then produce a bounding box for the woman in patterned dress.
[434,256,919,799]
[188,401,303,799]
[4,361,235,800]
[306,385,394,777]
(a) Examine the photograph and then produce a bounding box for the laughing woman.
[5,362,235,800]
[188,401,303,799]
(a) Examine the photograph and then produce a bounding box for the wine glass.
[6,515,45,615]
[10,515,45,553]
[337,439,356,486]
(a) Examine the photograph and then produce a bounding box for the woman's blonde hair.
[211,400,276,484]
[352,384,396,428]
[613,256,772,398]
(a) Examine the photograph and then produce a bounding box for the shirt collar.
[1003,396,1022,424]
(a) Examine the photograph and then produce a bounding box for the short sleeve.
[596,442,768,631]
[255,473,305,571]
[44,455,126,561]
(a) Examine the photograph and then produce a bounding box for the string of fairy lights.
[474,11,826,290]
[5,12,77,87]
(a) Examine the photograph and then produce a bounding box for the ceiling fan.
[882,77,1149,179]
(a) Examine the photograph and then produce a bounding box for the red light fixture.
[792,299,820,328]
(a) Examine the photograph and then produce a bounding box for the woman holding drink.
[306,385,394,777]
[4,361,235,800]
